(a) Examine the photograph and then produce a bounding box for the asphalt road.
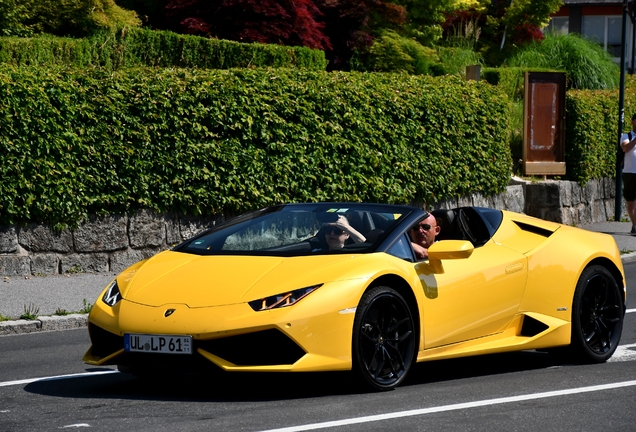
[0,266,635,431]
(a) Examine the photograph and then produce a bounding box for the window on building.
[582,15,622,58]
[546,17,569,35]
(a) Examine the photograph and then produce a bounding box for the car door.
[415,240,528,348]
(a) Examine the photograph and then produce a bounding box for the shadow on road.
[22,350,582,402]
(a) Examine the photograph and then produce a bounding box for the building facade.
[547,0,632,68]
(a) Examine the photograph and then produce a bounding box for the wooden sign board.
[523,72,566,175]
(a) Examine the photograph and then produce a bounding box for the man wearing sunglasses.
[409,212,440,260]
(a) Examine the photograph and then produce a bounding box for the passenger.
[322,215,366,250]
[409,212,440,260]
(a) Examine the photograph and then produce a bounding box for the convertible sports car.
[83,202,627,390]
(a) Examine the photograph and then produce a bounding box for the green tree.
[0,0,34,36]
[360,29,440,74]
[477,0,562,64]
[1,0,140,37]
[395,0,457,46]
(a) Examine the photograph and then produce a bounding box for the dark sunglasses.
[412,223,435,231]
[325,227,345,235]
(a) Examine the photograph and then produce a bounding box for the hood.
[119,250,357,308]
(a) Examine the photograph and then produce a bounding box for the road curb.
[0,314,87,336]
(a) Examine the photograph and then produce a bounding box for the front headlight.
[102,280,122,307]
[249,284,322,311]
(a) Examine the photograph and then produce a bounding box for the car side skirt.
[416,312,571,362]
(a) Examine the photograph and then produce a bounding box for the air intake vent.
[88,323,124,359]
[520,315,549,337]
[199,329,306,366]
[514,221,553,238]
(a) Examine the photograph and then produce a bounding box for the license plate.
[124,333,192,355]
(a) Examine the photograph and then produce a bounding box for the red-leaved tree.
[164,0,331,51]
[314,0,406,70]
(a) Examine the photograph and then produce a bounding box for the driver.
[409,211,440,260]
[322,215,366,250]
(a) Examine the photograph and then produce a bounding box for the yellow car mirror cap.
[428,240,474,260]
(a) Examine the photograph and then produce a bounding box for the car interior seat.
[431,209,461,241]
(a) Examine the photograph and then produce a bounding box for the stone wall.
[0,177,627,276]
[0,210,223,276]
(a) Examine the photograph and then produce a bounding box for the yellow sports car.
[83,203,627,390]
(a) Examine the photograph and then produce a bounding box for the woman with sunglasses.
[409,212,441,260]
[322,215,366,250]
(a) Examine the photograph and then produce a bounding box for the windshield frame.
[173,202,418,257]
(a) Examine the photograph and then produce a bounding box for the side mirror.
[428,240,474,260]
[423,240,474,274]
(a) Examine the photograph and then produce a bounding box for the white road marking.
[627,308,636,313]
[59,424,90,429]
[0,370,118,388]
[609,343,636,362]
[258,380,636,432]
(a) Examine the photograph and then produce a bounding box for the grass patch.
[20,303,40,320]
[77,299,93,314]
[507,33,619,90]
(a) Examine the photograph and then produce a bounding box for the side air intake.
[513,221,554,238]
[520,315,549,337]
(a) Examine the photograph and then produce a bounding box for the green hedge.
[0,28,327,70]
[0,66,512,228]
[565,75,636,184]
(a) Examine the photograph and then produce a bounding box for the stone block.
[582,179,601,204]
[74,215,128,252]
[0,319,41,335]
[525,182,562,208]
[456,196,473,207]
[0,226,18,253]
[570,181,583,206]
[165,214,181,246]
[471,193,489,208]
[589,200,606,224]
[576,202,593,225]
[18,223,73,252]
[39,314,87,331]
[603,177,617,198]
[60,254,109,273]
[179,216,220,241]
[488,193,505,210]
[503,185,524,213]
[0,256,30,276]
[31,254,59,275]
[129,209,165,248]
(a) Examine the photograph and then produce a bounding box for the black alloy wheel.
[352,286,416,391]
[570,265,624,363]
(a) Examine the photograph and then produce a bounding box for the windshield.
[175,203,412,256]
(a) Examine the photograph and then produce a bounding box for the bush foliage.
[507,33,620,90]
[565,75,636,184]
[0,28,328,70]
[0,66,512,228]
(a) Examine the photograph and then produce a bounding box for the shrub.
[507,33,620,90]
[436,47,482,77]
[353,30,440,75]
[0,66,512,228]
[0,27,328,71]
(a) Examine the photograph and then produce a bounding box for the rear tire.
[568,265,624,363]
[352,286,416,391]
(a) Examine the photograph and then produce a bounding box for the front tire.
[569,265,624,363]
[352,286,416,391]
